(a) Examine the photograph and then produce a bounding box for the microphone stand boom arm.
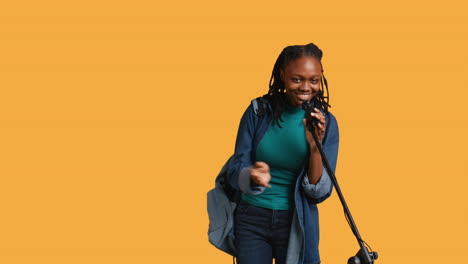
[306,119,378,264]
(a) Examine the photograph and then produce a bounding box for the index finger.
[254,161,269,171]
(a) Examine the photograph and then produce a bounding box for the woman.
[227,43,339,264]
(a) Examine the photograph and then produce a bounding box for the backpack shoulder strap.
[251,97,268,117]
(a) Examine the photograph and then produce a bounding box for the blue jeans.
[234,199,294,264]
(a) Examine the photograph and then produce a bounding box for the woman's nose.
[299,83,312,91]
[300,86,318,95]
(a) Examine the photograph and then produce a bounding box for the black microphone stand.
[304,104,379,264]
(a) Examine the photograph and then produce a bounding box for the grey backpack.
[207,98,267,256]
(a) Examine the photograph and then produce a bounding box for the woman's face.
[281,56,322,108]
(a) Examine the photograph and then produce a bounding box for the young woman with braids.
[226,43,339,264]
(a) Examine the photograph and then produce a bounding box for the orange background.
[1,1,467,263]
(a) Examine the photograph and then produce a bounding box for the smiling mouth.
[297,93,311,100]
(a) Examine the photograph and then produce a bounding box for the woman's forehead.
[284,56,322,74]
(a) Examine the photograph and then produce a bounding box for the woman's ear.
[280,69,285,81]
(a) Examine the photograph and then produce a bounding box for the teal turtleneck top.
[242,105,309,210]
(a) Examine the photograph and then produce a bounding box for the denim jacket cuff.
[238,166,266,195]
[302,168,332,199]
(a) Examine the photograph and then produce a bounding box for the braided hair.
[263,43,330,126]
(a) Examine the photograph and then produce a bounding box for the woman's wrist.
[309,144,319,153]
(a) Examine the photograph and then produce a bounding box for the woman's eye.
[292,78,301,83]
[311,79,319,84]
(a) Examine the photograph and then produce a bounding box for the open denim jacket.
[209,97,339,264]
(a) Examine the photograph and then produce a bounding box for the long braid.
[263,43,331,127]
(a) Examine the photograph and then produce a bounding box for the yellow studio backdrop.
[0,1,467,263]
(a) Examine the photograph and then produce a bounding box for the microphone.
[302,98,320,130]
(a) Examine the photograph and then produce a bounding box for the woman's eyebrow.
[289,73,322,78]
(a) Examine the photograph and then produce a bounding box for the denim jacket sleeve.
[301,112,340,204]
[226,102,266,195]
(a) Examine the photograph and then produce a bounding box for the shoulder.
[251,95,274,115]
[324,111,339,141]
[250,97,271,115]
[325,111,338,124]
[236,97,272,130]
